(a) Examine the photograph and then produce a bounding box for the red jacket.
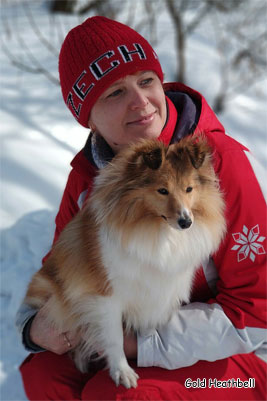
[46,82,266,368]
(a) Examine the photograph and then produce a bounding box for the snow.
[0,1,266,400]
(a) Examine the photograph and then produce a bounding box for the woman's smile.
[127,111,156,126]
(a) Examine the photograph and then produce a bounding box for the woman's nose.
[129,88,148,109]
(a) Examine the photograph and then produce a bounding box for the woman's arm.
[16,168,92,352]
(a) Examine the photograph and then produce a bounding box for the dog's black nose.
[178,217,192,229]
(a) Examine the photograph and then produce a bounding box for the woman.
[16,16,266,400]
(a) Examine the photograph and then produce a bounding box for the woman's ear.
[88,118,96,131]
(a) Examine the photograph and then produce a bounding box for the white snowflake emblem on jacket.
[231,225,266,262]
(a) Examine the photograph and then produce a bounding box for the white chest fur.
[99,222,215,332]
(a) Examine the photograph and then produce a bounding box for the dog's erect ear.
[168,136,210,170]
[186,143,206,169]
[142,147,164,170]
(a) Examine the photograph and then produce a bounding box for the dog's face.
[140,158,198,231]
[108,137,213,231]
[91,137,216,233]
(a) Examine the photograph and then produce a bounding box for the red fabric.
[20,352,91,401]
[163,82,225,135]
[158,96,178,146]
[20,351,266,400]
[59,16,164,128]
[204,132,267,330]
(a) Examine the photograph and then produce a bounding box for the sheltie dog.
[24,135,226,388]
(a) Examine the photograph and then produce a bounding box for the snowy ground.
[0,1,266,400]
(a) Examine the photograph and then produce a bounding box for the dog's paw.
[110,364,139,388]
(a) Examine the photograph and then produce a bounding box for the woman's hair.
[59,16,163,128]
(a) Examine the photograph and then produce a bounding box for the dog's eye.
[186,187,193,193]
[157,188,169,195]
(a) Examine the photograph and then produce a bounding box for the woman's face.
[88,71,167,153]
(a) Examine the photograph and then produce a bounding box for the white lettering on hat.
[67,43,149,120]
[73,70,95,100]
[66,92,82,118]
[90,50,120,80]
[118,43,146,62]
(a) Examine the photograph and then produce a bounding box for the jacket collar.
[164,82,225,137]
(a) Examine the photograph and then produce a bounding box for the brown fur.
[24,134,225,358]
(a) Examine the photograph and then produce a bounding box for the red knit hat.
[59,16,164,128]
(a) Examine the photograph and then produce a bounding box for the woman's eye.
[186,187,193,193]
[158,188,169,195]
[107,89,122,98]
[140,77,153,86]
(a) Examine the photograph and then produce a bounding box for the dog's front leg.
[99,299,139,388]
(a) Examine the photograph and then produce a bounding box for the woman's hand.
[30,305,137,357]
[123,330,137,360]
[30,305,81,354]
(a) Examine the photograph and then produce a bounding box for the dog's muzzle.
[178,217,192,229]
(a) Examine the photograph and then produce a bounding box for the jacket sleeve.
[15,304,45,353]
[42,169,83,263]
[137,142,267,369]
[16,168,92,351]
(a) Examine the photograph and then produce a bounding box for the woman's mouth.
[127,111,156,126]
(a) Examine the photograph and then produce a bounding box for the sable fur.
[24,135,226,388]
